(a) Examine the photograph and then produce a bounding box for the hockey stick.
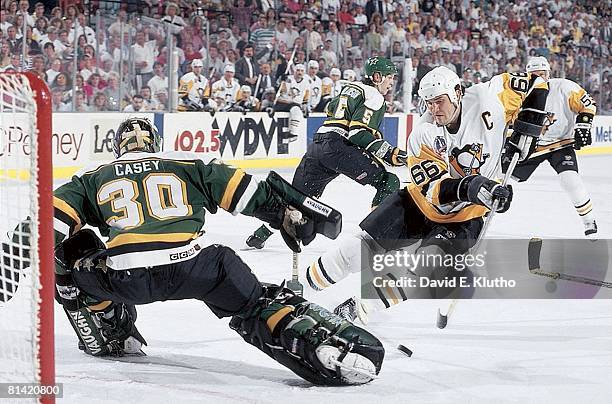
[286,210,304,296]
[527,238,612,288]
[436,152,521,329]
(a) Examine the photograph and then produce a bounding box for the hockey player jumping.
[247,57,406,249]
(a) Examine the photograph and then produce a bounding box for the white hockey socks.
[558,171,596,231]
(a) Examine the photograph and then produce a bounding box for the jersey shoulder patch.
[350,81,384,110]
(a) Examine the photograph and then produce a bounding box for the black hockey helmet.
[113,117,162,157]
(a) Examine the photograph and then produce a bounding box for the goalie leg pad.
[370,171,400,208]
[230,284,384,385]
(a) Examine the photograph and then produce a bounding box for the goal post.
[0,72,55,403]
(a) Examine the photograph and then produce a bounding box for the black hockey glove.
[368,139,408,167]
[458,175,513,213]
[573,112,593,150]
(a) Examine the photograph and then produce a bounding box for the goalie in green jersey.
[37,117,384,385]
[247,57,407,249]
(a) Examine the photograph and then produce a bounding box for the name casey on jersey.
[114,160,161,176]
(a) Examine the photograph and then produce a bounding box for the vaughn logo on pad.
[304,197,332,217]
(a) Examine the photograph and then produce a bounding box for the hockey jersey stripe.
[232,176,259,215]
[53,196,83,229]
[106,232,197,249]
[227,173,252,214]
[317,257,336,285]
[220,169,246,211]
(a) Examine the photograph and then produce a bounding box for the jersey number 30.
[97,174,192,229]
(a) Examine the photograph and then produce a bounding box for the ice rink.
[33,155,612,402]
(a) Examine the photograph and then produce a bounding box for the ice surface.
[35,155,612,402]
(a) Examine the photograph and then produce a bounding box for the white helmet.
[343,69,356,81]
[330,68,341,77]
[526,56,550,72]
[418,66,462,105]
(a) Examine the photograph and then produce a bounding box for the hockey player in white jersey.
[307,60,323,112]
[177,58,211,111]
[504,57,598,236]
[211,64,242,111]
[274,63,311,139]
[320,68,343,109]
[307,66,549,322]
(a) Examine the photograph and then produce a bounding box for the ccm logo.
[304,198,332,217]
[169,246,198,261]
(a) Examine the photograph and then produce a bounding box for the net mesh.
[0,73,41,386]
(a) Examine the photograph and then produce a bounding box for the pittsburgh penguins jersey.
[319,81,386,149]
[308,74,323,110]
[178,72,209,109]
[534,78,597,155]
[53,151,276,270]
[321,77,343,98]
[407,72,548,223]
[211,77,242,106]
[278,75,311,105]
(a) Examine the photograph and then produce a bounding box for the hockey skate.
[246,225,273,249]
[584,220,598,237]
[334,297,370,325]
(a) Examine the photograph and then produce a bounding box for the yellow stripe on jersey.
[87,300,112,312]
[220,169,246,211]
[54,196,83,228]
[309,262,330,289]
[107,232,197,248]
[383,286,400,306]
[348,120,382,137]
[407,184,489,223]
[325,119,350,126]
[568,88,597,115]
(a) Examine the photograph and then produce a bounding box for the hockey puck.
[397,344,413,357]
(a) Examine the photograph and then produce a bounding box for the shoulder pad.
[351,82,384,110]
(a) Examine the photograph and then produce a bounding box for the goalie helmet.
[526,56,550,72]
[113,117,162,157]
[418,66,462,105]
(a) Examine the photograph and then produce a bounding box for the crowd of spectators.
[1,0,610,113]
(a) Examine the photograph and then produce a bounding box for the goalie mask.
[113,117,162,157]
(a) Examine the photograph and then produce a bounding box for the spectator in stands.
[321,39,338,68]
[132,30,156,87]
[230,0,256,32]
[0,42,11,69]
[51,87,68,112]
[250,15,275,55]
[161,2,185,36]
[64,90,90,112]
[84,73,104,101]
[103,72,122,111]
[122,94,146,112]
[91,92,109,112]
[147,61,169,97]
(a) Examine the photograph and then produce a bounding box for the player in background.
[246,57,405,249]
[234,85,260,112]
[320,67,343,109]
[41,117,384,385]
[343,69,357,83]
[504,56,598,236]
[308,66,549,323]
[307,60,323,112]
[211,64,242,111]
[274,63,311,140]
[177,58,211,111]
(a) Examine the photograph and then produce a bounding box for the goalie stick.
[286,210,304,296]
[527,238,612,288]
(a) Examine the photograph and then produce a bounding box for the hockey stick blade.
[436,309,448,329]
[527,238,612,289]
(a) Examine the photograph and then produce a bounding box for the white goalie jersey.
[536,77,597,152]
[408,72,548,223]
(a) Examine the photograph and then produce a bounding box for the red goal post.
[0,72,55,403]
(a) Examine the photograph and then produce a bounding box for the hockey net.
[0,72,54,401]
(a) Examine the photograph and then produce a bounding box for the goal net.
[0,72,55,399]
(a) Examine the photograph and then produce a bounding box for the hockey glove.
[280,208,316,253]
[458,175,513,213]
[573,113,594,150]
[368,139,408,167]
